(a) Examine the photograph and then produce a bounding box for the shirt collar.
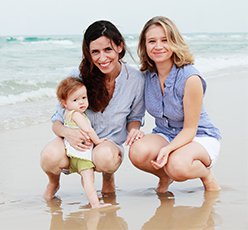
[165,64,177,87]
[149,64,177,87]
[114,62,127,91]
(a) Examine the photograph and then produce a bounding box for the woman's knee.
[40,138,68,172]
[128,140,154,168]
[93,143,121,172]
[129,140,151,165]
[129,134,167,165]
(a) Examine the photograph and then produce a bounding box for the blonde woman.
[130,16,221,193]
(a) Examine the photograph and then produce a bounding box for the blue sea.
[1,33,248,130]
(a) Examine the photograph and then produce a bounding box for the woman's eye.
[91,50,99,54]
[105,47,112,52]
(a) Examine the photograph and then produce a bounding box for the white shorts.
[157,134,221,167]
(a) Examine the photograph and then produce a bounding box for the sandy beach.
[0,66,248,229]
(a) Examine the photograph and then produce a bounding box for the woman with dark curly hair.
[41,20,145,201]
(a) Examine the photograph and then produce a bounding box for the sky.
[1,0,248,36]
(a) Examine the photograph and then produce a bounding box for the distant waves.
[0,33,247,130]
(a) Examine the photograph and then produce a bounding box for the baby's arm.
[72,111,105,145]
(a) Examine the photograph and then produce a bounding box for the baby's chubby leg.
[80,169,111,208]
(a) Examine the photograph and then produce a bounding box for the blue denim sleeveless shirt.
[144,64,221,141]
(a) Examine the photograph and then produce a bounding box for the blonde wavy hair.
[138,16,194,72]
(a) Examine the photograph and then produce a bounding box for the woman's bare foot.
[43,183,60,201]
[92,203,112,209]
[155,177,173,194]
[102,173,115,196]
[201,171,221,191]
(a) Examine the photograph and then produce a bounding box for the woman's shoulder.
[124,63,141,74]
[68,68,80,77]
[124,63,145,82]
[176,64,206,92]
[178,64,201,78]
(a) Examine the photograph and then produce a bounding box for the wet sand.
[0,66,248,229]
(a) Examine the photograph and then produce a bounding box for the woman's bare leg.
[129,134,172,193]
[165,142,221,191]
[92,141,122,194]
[40,137,69,200]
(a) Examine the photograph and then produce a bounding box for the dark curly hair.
[79,20,126,112]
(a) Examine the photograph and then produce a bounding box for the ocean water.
[0,33,248,130]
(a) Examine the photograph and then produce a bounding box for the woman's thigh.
[166,141,211,174]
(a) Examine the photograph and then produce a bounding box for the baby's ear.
[61,100,66,108]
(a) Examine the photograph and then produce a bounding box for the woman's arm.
[152,75,203,168]
[52,120,91,150]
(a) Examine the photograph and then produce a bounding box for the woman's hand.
[125,128,144,146]
[64,127,92,151]
[151,146,171,169]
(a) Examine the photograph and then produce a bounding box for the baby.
[56,76,111,209]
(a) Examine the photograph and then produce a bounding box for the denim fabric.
[144,64,221,141]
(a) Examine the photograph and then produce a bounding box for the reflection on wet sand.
[142,191,220,230]
[46,191,220,230]
[47,195,128,230]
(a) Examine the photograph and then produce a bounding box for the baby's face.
[64,85,89,113]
